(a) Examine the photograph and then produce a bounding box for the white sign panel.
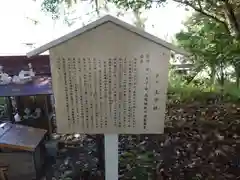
[49,22,170,134]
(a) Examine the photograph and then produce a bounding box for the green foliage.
[120,149,155,179]
[220,83,240,102]
[0,97,5,104]
[41,0,240,40]
[41,0,62,19]
[108,0,157,10]
[168,71,207,103]
[41,0,78,19]
[176,13,240,88]
[168,71,240,103]
[40,0,240,103]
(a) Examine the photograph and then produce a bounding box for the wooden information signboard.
[27,15,187,180]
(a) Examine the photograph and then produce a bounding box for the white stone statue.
[32,108,41,119]
[0,65,12,85]
[23,108,31,119]
[14,113,22,122]
[23,107,41,120]
[12,63,36,84]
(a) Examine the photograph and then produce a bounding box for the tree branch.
[223,0,240,37]
[196,0,203,11]
[170,0,230,34]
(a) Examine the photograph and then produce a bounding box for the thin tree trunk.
[210,66,216,90]
[219,61,225,100]
[133,9,146,30]
[210,72,215,85]
[237,75,240,88]
[234,65,240,88]
[236,71,240,88]
[220,69,225,87]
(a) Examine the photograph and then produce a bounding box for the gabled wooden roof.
[27,15,189,57]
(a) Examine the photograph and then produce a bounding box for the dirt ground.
[119,101,240,180]
[1,99,240,180]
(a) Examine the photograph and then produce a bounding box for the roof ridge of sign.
[27,15,189,57]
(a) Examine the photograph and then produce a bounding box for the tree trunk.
[220,71,225,87]
[133,9,146,30]
[234,64,240,88]
[210,65,216,90]
[219,62,225,88]
[223,0,240,38]
[174,0,240,39]
[236,69,240,88]
[237,74,240,88]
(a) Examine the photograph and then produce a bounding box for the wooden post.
[104,134,118,180]
[5,97,14,123]
[96,135,104,172]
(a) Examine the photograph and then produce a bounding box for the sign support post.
[104,134,118,180]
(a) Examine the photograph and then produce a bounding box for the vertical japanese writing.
[55,54,165,132]
[108,58,113,124]
[83,58,89,128]
[72,58,79,125]
[118,58,123,127]
[123,58,127,128]
[143,54,150,129]
[67,58,75,125]
[77,58,84,128]
[62,58,71,127]
[103,59,108,127]
[88,58,94,129]
[127,57,132,127]
[98,58,103,128]
[113,58,118,127]
[93,58,98,128]
[153,52,161,112]
[132,58,137,127]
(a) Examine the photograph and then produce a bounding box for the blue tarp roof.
[0,76,52,96]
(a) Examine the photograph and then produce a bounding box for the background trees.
[175,12,240,88]
[40,0,240,96]
[41,0,240,39]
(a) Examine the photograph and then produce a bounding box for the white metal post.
[104,134,118,180]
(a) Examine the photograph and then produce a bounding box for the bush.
[168,71,240,103]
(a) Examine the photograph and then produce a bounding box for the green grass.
[0,97,5,105]
[167,74,240,103]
